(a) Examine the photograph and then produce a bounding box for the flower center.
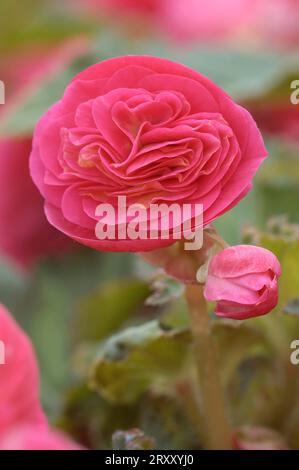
[58,88,239,204]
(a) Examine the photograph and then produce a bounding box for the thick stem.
[185,284,233,450]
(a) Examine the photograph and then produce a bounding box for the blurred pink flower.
[0,303,82,450]
[0,425,81,451]
[0,138,73,268]
[76,0,159,19]
[0,39,89,268]
[163,0,299,49]
[233,425,290,450]
[251,105,299,146]
[30,55,266,252]
[161,0,257,43]
[204,245,281,320]
[0,304,46,437]
[254,0,299,50]
[1,38,89,112]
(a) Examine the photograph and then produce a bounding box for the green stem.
[185,284,233,450]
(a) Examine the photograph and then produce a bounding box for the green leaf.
[96,31,298,100]
[284,299,299,317]
[89,321,191,404]
[112,428,156,450]
[146,274,184,307]
[0,260,27,312]
[73,279,151,343]
[214,188,260,245]
[254,139,299,225]
[139,393,198,450]
[229,357,285,428]
[0,0,96,53]
[16,249,135,418]
[212,319,270,386]
[3,29,298,138]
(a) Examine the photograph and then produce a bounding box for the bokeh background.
[1,0,299,449]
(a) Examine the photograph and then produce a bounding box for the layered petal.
[204,245,281,320]
[30,56,267,252]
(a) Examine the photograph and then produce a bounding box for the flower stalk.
[185,284,232,450]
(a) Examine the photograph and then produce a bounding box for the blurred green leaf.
[89,320,191,404]
[139,393,198,450]
[159,298,189,330]
[3,30,298,138]
[214,188,259,245]
[96,32,299,100]
[212,319,271,387]
[146,274,184,307]
[261,234,299,313]
[284,299,299,317]
[0,0,94,53]
[255,138,299,224]
[0,260,27,312]
[229,357,285,428]
[73,279,151,344]
[16,249,135,418]
[112,428,156,450]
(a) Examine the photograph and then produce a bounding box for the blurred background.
[1,0,299,450]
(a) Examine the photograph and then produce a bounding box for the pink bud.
[233,425,289,450]
[204,245,281,320]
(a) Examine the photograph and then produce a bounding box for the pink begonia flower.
[251,105,299,146]
[161,0,299,49]
[233,425,290,450]
[1,38,89,118]
[0,304,46,437]
[160,0,258,43]
[0,39,88,268]
[30,56,267,252]
[254,0,299,50]
[0,425,81,451]
[0,138,74,268]
[204,245,281,320]
[0,304,82,450]
[74,0,159,19]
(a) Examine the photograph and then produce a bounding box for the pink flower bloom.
[1,39,89,116]
[254,0,299,50]
[251,105,299,146]
[0,304,46,437]
[204,245,281,320]
[30,56,267,252]
[0,304,82,450]
[75,0,159,19]
[0,425,81,451]
[0,39,89,268]
[0,138,72,268]
[233,425,290,450]
[161,0,257,43]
